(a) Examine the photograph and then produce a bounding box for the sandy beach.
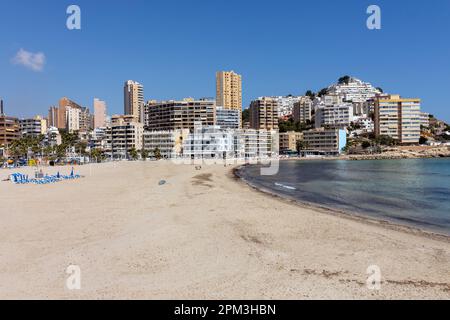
[0,161,449,299]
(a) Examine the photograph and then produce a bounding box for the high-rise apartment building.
[144,99,216,132]
[374,94,421,144]
[124,80,144,123]
[315,103,353,129]
[216,71,242,111]
[79,107,93,132]
[58,97,83,130]
[107,115,144,159]
[292,97,313,124]
[47,98,83,130]
[94,98,107,128]
[66,106,81,133]
[249,97,279,130]
[48,106,59,128]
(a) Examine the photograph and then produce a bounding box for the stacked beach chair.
[9,168,82,185]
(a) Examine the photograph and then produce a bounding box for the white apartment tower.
[66,106,81,133]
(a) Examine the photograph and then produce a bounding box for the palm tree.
[129,147,139,161]
[153,147,162,160]
[140,149,149,160]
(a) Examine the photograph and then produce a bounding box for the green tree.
[141,149,149,160]
[362,141,371,149]
[317,88,328,97]
[75,141,88,156]
[338,75,351,85]
[90,149,102,163]
[419,137,428,145]
[296,140,310,154]
[242,108,250,124]
[153,147,162,160]
[375,135,398,146]
[129,147,139,161]
[305,90,315,99]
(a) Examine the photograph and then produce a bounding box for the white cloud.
[12,49,46,72]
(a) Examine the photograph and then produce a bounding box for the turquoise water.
[238,158,450,236]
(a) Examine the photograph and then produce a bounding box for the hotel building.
[107,115,144,159]
[216,71,242,112]
[124,80,144,123]
[374,94,421,144]
[302,128,347,156]
[249,97,279,130]
[292,97,313,124]
[94,98,107,128]
[144,98,216,132]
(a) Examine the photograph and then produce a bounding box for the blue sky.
[1,0,449,122]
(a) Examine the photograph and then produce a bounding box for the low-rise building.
[302,128,347,156]
[0,115,20,148]
[44,126,62,147]
[238,129,278,160]
[279,131,303,153]
[183,126,237,160]
[19,116,47,138]
[143,129,189,159]
[176,126,278,160]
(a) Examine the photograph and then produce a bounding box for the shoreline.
[1,161,449,299]
[233,165,450,243]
